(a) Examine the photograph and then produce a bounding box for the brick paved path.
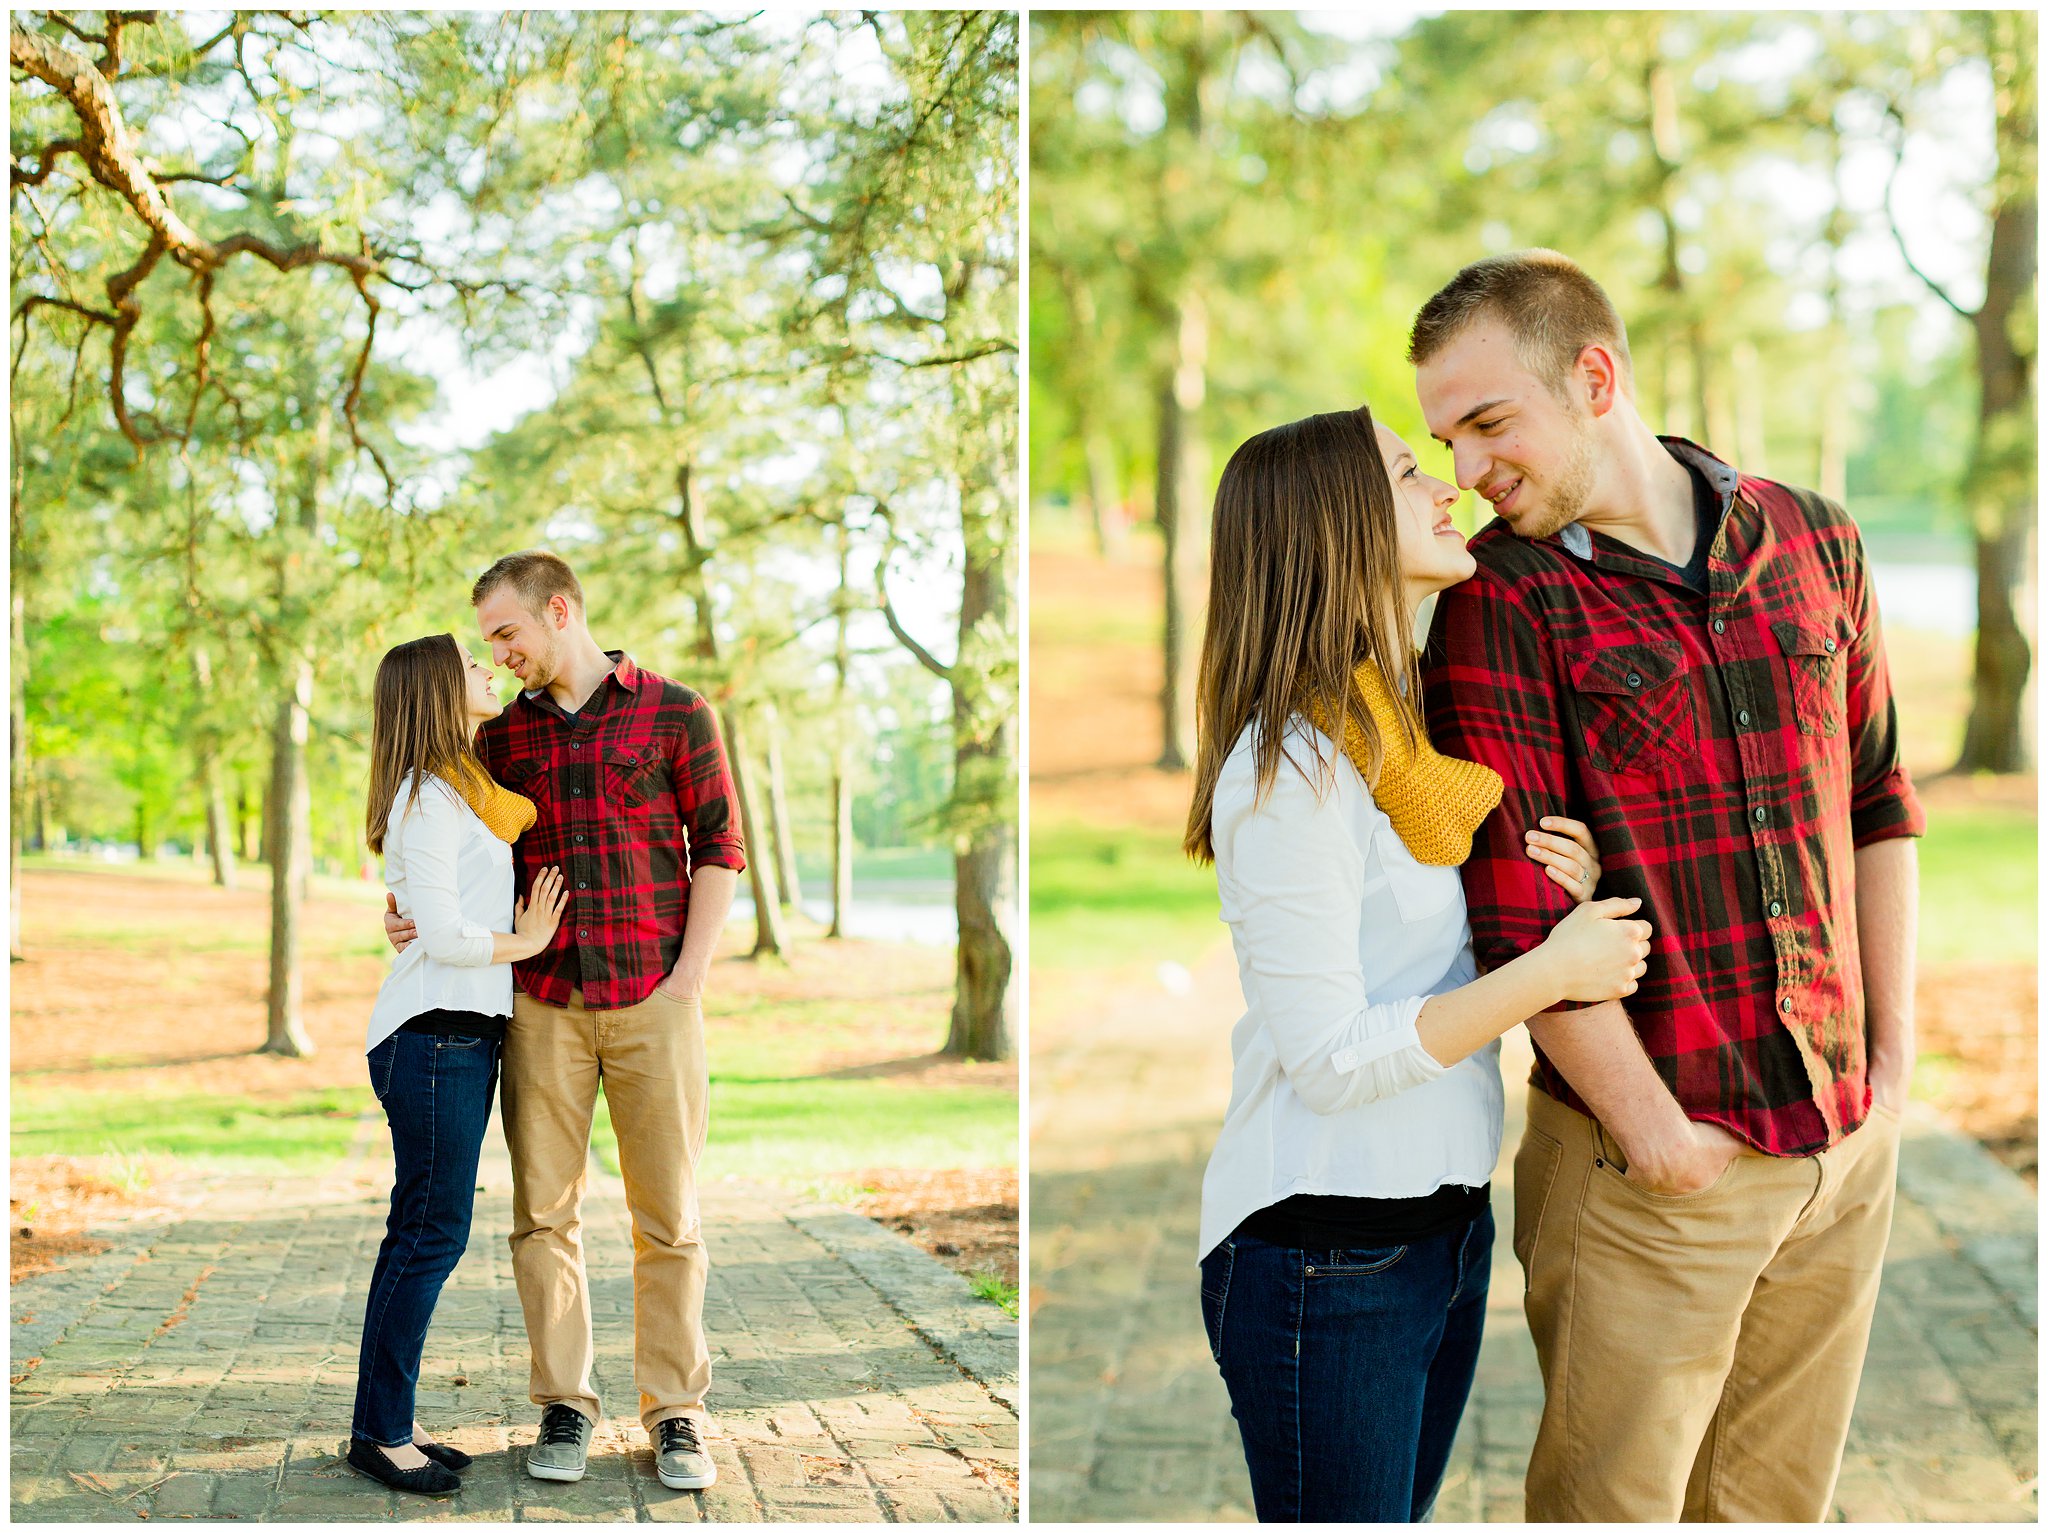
[1029,943,2038,1523]
[12,1115,1017,1523]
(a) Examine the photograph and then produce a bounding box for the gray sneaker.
[654,1416,716,1491]
[527,1403,593,1482]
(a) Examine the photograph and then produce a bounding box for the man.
[387,551,743,1494]
[1412,251,1922,1522]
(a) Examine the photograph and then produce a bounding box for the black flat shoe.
[346,1439,462,1496]
[417,1439,473,1472]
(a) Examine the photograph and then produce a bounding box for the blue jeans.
[351,1030,499,1447]
[1200,1207,1493,1522]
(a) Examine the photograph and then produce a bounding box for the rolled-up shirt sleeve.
[1840,521,1926,847]
[672,691,746,875]
[1215,736,1447,1116]
[396,783,497,967]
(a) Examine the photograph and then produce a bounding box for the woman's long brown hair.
[364,634,477,855]
[1183,405,1421,863]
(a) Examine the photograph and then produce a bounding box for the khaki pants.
[1514,1085,1901,1522]
[502,986,711,1430]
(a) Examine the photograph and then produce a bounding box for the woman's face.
[1377,422,1475,603]
[462,647,503,725]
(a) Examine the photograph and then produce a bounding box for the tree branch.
[872,501,955,682]
[1883,102,1977,322]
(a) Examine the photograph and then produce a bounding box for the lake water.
[732,894,956,946]
[1871,561,1975,637]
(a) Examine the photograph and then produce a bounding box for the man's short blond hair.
[471,550,585,618]
[1408,249,1634,398]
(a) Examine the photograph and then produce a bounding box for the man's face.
[475,586,565,691]
[1415,315,1597,542]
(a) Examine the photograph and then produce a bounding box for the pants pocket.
[1198,1241,1235,1366]
[1512,1128,1564,1293]
[367,1036,399,1101]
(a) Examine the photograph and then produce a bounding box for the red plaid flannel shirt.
[478,652,746,1010]
[1423,439,1923,1156]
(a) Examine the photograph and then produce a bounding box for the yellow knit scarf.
[449,755,537,845]
[1302,660,1503,867]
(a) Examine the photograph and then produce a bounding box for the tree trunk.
[203,772,236,889]
[9,564,25,963]
[721,703,787,958]
[762,701,802,910]
[830,524,854,939]
[1732,340,1768,479]
[10,420,28,962]
[193,646,236,889]
[237,782,255,862]
[830,763,853,939]
[263,659,315,1057]
[1083,429,1125,559]
[669,456,780,953]
[943,548,1015,1061]
[1954,14,2037,774]
[1156,288,1208,774]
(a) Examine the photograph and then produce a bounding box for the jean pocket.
[367,1036,399,1101]
[436,1033,492,1051]
[1309,1245,1407,1276]
[1198,1242,1234,1365]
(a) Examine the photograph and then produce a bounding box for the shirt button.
[572,741,581,749]
[1626,673,1643,689]
[578,881,588,889]
[1780,996,1793,1014]
[1769,900,1783,917]
[1753,806,1767,825]
[1737,710,1752,727]
[1824,638,1837,653]
[573,787,583,796]
[575,834,586,844]
[578,929,589,939]
[1713,619,1726,635]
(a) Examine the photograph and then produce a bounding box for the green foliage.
[1028,11,2018,554]
[12,12,1018,912]
[967,1272,1020,1316]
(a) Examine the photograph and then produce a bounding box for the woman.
[1185,406,1652,1522]
[349,634,566,1496]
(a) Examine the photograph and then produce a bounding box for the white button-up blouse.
[365,773,515,1052]
[1198,719,1504,1261]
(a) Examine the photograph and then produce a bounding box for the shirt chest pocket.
[603,745,671,809]
[1366,825,1460,924]
[1770,615,1851,739]
[503,756,552,806]
[1568,641,1697,777]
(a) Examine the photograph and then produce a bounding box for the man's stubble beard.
[1512,405,1598,543]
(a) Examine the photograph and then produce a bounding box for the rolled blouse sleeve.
[395,781,497,968]
[1214,738,1448,1116]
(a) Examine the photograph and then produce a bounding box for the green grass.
[588,1075,1016,1183]
[12,1086,373,1168]
[967,1271,1020,1317]
[1028,795,2034,979]
[1029,817,1221,973]
[1917,801,2035,966]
